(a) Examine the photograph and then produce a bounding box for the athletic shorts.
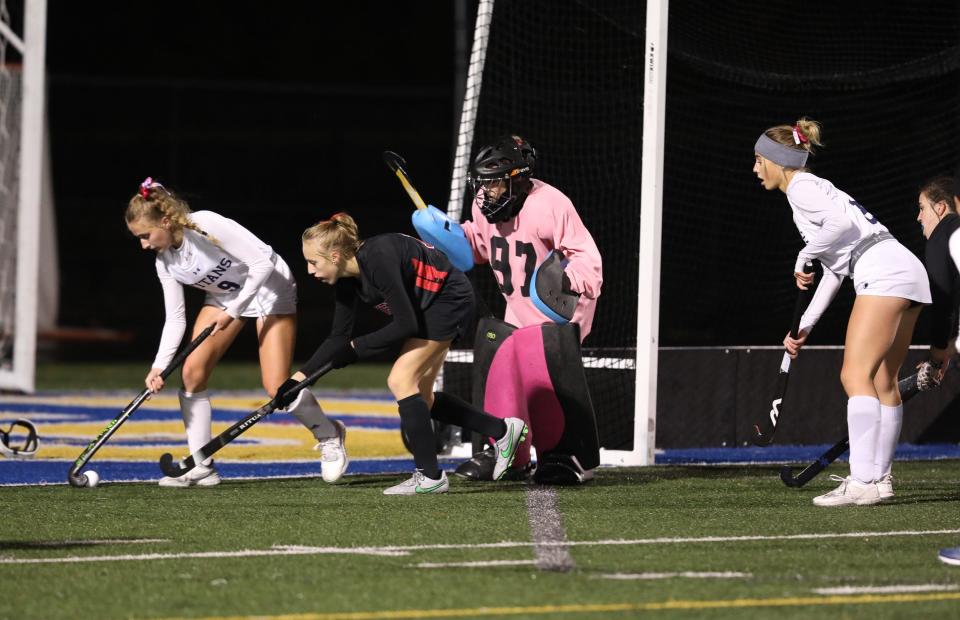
[852,239,932,304]
[204,254,298,318]
[419,270,474,343]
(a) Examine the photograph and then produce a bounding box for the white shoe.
[314,420,349,483]
[812,475,880,507]
[493,418,528,481]
[876,474,895,500]
[383,470,449,495]
[159,462,221,488]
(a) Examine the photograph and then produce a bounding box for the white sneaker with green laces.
[158,462,221,488]
[314,420,349,483]
[812,474,880,507]
[493,417,528,481]
[876,474,894,500]
[383,470,449,495]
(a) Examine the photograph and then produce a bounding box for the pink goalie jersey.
[461,179,603,340]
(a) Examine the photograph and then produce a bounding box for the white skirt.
[204,254,298,318]
[852,239,931,303]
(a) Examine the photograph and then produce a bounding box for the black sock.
[397,394,441,479]
[431,391,507,440]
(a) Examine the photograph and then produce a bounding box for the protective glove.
[917,359,942,391]
[273,377,304,410]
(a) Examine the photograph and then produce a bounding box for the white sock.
[179,389,213,467]
[874,403,903,480]
[847,395,880,484]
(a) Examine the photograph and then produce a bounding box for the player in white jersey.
[753,118,931,507]
[125,178,347,487]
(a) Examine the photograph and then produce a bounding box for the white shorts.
[204,255,298,318]
[852,239,931,304]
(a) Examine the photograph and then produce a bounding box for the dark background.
[39,1,960,364]
[46,1,463,360]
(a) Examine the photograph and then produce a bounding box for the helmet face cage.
[469,135,536,224]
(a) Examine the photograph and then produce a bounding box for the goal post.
[442,0,658,465]
[0,0,48,393]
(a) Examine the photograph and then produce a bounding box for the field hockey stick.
[383,150,428,211]
[780,359,953,487]
[751,260,818,446]
[158,362,334,478]
[67,325,214,487]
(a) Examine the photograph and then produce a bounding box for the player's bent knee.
[181,363,211,393]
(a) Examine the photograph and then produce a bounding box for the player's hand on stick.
[917,359,943,391]
[794,270,815,291]
[208,311,234,336]
[145,368,164,393]
[783,329,808,359]
[274,372,308,410]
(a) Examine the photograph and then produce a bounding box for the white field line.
[414,560,536,568]
[527,486,575,572]
[599,571,752,580]
[814,585,960,595]
[2,529,958,566]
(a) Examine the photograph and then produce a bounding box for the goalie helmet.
[470,134,537,223]
[0,418,39,458]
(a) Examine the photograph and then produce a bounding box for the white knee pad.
[286,389,337,440]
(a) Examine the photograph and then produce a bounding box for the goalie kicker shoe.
[493,417,528,481]
[158,462,221,488]
[454,445,535,481]
[314,419,349,483]
[812,474,881,507]
[383,469,449,495]
[876,473,895,500]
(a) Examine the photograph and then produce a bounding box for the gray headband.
[754,134,808,169]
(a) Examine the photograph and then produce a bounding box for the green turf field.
[4,462,960,619]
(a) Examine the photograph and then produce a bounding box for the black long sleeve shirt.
[301,233,456,374]
[924,213,960,349]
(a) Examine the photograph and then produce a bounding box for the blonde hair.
[764,117,824,157]
[125,180,214,242]
[302,212,361,259]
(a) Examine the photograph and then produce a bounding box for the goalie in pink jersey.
[453,135,603,483]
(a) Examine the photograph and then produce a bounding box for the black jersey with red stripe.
[302,233,466,370]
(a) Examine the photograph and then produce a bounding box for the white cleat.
[158,462,221,488]
[493,417,528,481]
[812,475,880,507]
[383,470,449,496]
[876,474,895,500]
[315,420,349,483]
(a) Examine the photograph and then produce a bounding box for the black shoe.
[454,447,495,481]
[533,453,594,485]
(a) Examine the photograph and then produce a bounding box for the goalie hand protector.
[0,418,39,458]
[530,250,579,324]
[917,359,943,391]
[411,205,474,272]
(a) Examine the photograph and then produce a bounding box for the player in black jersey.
[274,212,527,495]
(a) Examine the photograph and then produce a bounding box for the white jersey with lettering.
[790,173,930,334]
[151,210,297,369]
[788,171,886,276]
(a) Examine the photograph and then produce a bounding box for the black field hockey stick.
[383,150,429,212]
[780,360,951,487]
[67,325,214,488]
[751,260,818,446]
[158,362,334,478]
